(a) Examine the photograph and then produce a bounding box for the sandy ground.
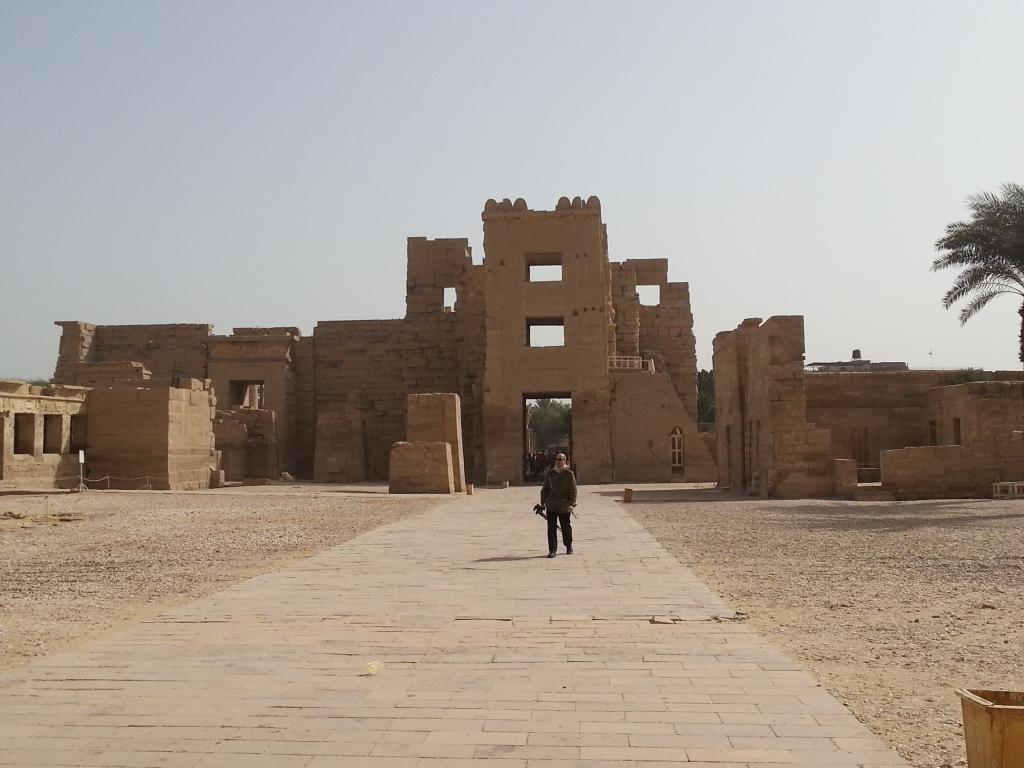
[0,484,440,671]
[624,488,1024,768]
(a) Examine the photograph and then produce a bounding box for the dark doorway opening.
[523,393,573,483]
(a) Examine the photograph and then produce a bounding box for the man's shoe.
[566,547,573,554]
[547,552,556,558]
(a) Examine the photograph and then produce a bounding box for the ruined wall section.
[609,263,640,358]
[207,331,296,474]
[805,371,955,465]
[881,435,1024,499]
[609,370,716,482]
[59,361,151,388]
[313,319,408,481]
[0,381,88,489]
[312,237,485,483]
[293,337,317,479]
[53,322,96,379]
[610,260,699,419]
[713,316,832,497]
[405,240,484,482]
[214,408,278,481]
[712,318,761,489]
[928,381,1024,447]
[54,322,212,384]
[879,382,1024,499]
[85,380,216,490]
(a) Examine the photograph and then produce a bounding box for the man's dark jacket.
[541,467,577,513]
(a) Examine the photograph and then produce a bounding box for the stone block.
[389,441,455,494]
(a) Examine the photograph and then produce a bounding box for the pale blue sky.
[3,1,1023,379]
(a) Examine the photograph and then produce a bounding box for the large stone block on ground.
[406,393,465,491]
[389,441,455,494]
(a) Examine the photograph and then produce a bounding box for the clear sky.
[2,1,1023,379]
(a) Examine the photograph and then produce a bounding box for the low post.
[623,487,633,503]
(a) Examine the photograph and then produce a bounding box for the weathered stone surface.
[388,441,455,494]
[49,197,718,488]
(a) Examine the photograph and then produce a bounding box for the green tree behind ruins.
[527,398,572,451]
[697,369,715,424]
[932,182,1024,363]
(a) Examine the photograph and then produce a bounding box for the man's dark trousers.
[547,512,572,553]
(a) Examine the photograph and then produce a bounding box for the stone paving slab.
[0,486,908,767]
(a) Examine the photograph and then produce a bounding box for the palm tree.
[528,398,572,451]
[932,183,1024,363]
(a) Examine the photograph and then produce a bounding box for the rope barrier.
[49,473,172,491]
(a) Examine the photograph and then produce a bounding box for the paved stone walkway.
[0,486,907,767]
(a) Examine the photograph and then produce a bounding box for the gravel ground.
[0,485,440,671]
[625,489,1024,768]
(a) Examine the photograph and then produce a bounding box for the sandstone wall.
[213,408,278,481]
[388,441,455,494]
[48,199,712,488]
[806,371,959,465]
[713,316,832,497]
[293,337,317,479]
[58,361,151,388]
[54,322,211,383]
[86,380,216,490]
[313,409,367,483]
[881,432,1024,499]
[481,197,614,484]
[609,370,716,482]
[406,393,466,491]
[927,381,1024,447]
[207,331,296,474]
[0,381,88,489]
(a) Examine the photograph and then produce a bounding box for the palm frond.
[958,288,1015,324]
[942,272,1023,309]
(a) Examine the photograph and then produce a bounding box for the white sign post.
[77,450,85,492]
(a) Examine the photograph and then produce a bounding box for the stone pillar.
[406,393,466,491]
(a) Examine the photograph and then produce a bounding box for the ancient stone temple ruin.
[713,316,1024,499]
[46,196,717,487]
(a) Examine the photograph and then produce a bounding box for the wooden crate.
[957,689,1024,768]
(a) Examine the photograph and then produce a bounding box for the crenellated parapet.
[482,196,601,220]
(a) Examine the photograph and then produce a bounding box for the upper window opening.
[637,285,660,306]
[526,252,563,282]
[527,318,565,347]
[229,381,266,409]
[443,287,457,311]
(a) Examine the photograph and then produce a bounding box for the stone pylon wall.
[480,197,614,484]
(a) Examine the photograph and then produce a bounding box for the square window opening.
[14,413,35,455]
[525,252,563,282]
[229,381,265,409]
[443,286,457,311]
[637,285,660,306]
[43,414,63,454]
[527,318,565,347]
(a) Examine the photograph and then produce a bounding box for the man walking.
[540,453,576,558]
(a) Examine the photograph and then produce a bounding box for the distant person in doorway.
[540,452,577,557]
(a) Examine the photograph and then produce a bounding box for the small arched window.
[670,427,684,470]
